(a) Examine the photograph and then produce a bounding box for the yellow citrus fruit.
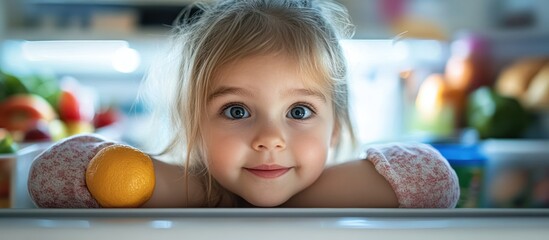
[86,144,155,208]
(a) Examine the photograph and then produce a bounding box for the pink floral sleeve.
[28,134,114,208]
[366,143,460,208]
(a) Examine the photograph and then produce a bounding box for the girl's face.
[202,53,337,207]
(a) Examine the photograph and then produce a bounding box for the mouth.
[244,164,292,179]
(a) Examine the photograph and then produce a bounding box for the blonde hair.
[140,0,356,206]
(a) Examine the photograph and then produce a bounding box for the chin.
[242,194,290,207]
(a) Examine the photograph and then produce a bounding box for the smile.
[244,165,292,179]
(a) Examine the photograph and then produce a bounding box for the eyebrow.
[208,86,254,102]
[282,88,326,102]
[208,86,326,102]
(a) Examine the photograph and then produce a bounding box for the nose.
[252,122,286,151]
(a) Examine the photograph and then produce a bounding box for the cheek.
[202,125,248,175]
[289,127,332,175]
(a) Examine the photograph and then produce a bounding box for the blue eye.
[287,105,312,119]
[223,105,250,119]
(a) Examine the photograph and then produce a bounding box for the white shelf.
[1,209,549,240]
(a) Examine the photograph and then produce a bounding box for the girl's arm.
[282,159,399,207]
[28,134,207,208]
[141,159,205,208]
[283,143,460,208]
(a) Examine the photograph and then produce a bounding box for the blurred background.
[0,0,548,208]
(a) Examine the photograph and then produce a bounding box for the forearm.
[281,159,399,208]
[141,159,205,208]
[282,143,460,208]
[27,134,207,208]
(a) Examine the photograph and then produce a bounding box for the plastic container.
[0,143,52,208]
[481,140,549,208]
[0,153,16,208]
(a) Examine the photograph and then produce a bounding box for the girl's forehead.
[210,53,331,96]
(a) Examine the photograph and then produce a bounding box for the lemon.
[86,144,155,208]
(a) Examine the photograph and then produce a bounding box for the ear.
[330,121,340,148]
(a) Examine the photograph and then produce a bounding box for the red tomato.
[58,90,82,122]
[93,108,121,128]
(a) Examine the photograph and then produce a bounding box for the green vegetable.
[0,70,61,111]
[0,130,18,154]
[21,74,61,112]
[0,71,29,102]
[466,87,530,139]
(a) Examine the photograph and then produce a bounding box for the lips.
[244,164,292,179]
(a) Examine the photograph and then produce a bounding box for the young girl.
[28,0,459,208]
